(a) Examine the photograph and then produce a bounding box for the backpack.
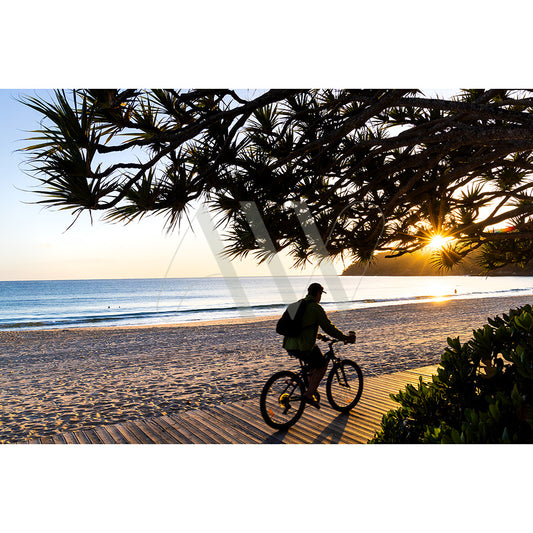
[276,299,310,337]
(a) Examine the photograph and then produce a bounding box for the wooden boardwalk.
[23,365,437,444]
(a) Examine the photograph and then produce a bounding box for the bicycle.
[259,334,364,430]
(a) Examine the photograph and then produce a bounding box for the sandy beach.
[1,294,531,444]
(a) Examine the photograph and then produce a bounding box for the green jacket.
[282,295,346,352]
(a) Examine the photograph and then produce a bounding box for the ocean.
[1,275,533,331]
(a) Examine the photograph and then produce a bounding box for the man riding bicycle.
[283,283,355,409]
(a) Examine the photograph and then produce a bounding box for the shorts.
[287,345,327,370]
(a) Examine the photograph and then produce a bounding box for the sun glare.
[428,282,451,301]
[427,234,453,251]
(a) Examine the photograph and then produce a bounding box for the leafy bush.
[370,304,533,443]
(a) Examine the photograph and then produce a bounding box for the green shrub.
[370,304,533,443]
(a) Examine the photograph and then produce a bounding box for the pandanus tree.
[21,89,533,271]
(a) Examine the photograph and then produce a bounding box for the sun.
[426,234,453,251]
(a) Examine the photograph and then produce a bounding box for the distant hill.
[342,250,533,276]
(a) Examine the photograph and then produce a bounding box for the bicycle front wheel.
[260,371,305,430]
[326,360,363,412]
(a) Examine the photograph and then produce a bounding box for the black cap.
[308,283,327,296]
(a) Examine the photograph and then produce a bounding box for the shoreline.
[7,290,533,334]
[1,293,531,444]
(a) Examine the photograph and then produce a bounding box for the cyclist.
[283,283,355,409]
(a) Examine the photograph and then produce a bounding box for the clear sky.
[0,89,334,281]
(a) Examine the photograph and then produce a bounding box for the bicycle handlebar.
[317,334,338,343]
[317,333,356,344]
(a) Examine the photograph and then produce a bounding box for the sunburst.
[426,234,453,251]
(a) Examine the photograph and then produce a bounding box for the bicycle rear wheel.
[260,371,305,430]
[326,360,363,412]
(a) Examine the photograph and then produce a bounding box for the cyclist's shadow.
[262,412,351,444]
[311,412,351,444]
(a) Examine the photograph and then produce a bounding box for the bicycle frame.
[297,338,345,384]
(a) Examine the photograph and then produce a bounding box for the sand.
[1,294,532,444]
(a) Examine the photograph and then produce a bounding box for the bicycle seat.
[298,358,312,372]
